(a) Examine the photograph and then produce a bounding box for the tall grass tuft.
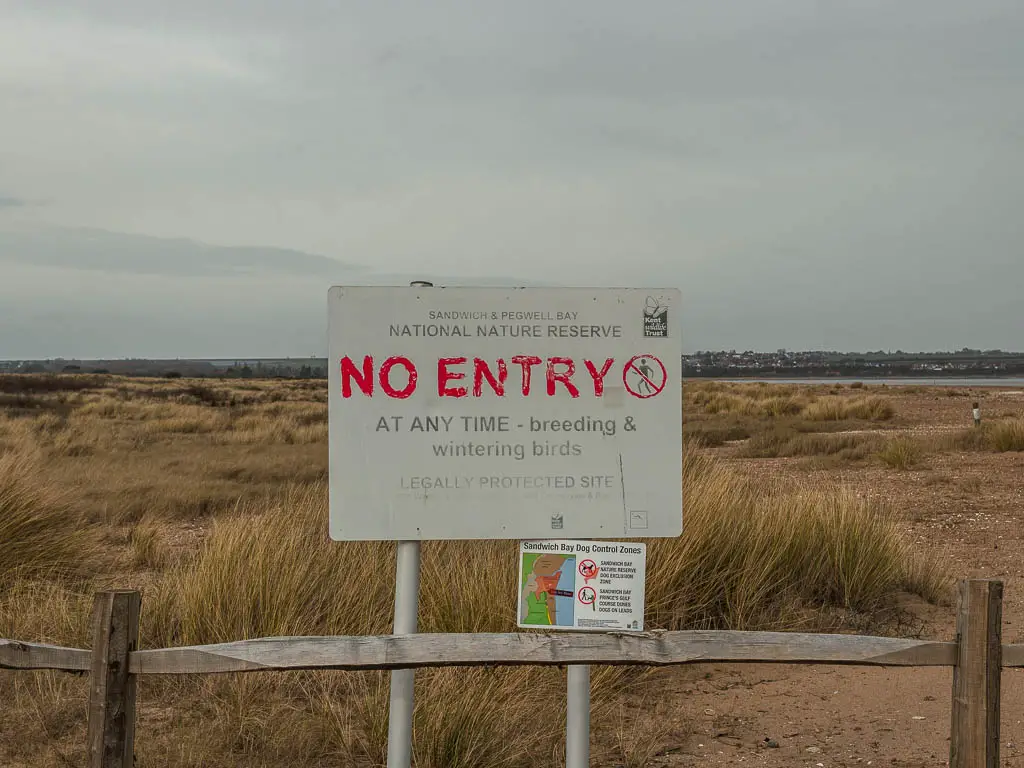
[803,396,895,422]
[940,420,1024,453]
[682,421,752,447]
[0,449,101,583]
[148,484,395,644]
[685,383,896,424]
[990,419,1024,452]
[645,449,941,629]
[877,437,923,470]
[129,516,171,570]
[739,429,880,460]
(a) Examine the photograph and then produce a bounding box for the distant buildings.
[683,349,1024,378]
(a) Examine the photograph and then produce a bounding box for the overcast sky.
[2,0,1022,358]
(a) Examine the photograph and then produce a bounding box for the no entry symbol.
[623,354,667,399]
[578,586,597,605]
[578,559,598,580]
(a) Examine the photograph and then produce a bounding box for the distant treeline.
[218,363,328,380]
[2,359,328,380]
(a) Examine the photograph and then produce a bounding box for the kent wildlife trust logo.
[643,295,669,338]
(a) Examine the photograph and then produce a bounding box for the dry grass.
[136,442,946,765]
[0,375,952,767]
[684,382,898,467]
[803,395,896,422]
[738,428,882,460]
[877,436,924,470]
[682,421,752,447]
[129,516,171,570]
[0,580,94,648]
[147,444,946,648]
[937,419,1024,453]
[990,419,1024,451]
[684,381,896,423]
[0,449,102,584]
[646,449,946,629]
[148,485,392,645]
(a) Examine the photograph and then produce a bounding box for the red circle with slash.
[623,353,667,399]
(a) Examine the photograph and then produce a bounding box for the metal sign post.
[386,539,421,768]
[566,664,591,768]
[385,281,432,768]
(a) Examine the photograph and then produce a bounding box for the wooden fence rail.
[0,631,966,673]
[0,579,1010,768]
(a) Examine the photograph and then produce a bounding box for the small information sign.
[517,539,646,632]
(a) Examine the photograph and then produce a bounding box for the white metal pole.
[386,539,421,768]
[386,280,431,768]
[565,664,591,768]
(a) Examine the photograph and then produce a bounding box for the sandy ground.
[639,386,1024,768]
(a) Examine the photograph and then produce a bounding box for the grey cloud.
[0,227,547,360]
[0,226,366,277]
[0,196,28,208]
[0,224,548,285]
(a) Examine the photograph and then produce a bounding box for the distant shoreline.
[689,374,1024,380]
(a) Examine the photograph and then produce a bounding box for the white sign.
[327,286,682,541]
[517,539,646,632]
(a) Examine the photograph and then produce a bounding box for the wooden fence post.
[87,590,141,768]
[950,578,1002,768]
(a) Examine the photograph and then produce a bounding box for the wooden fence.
[0,578,1016,767]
